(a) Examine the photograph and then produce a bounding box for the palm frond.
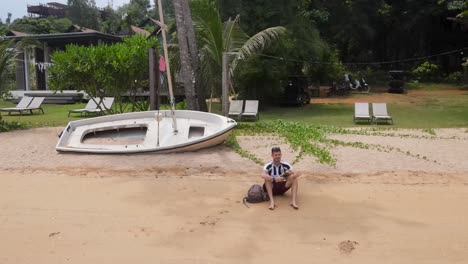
[231,26,287,73]
[222,15,248,52]
[191,0,223,65]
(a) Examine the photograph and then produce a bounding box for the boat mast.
[157,0,178,132]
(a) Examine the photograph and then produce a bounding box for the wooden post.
[222,52,229,117]
[155,51,160,109]
[149,48,157,110]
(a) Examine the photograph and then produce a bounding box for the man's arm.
[284,169,299,179]
[261,171,274,182]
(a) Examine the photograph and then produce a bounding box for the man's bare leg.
[264,179,275,209]
[286,175,299,209]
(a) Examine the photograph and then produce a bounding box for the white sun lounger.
[228,100,243,120]
[68,99,98,117]
[69,97,114,117]
[354,102,371,124]
[372,103,393,124]
[0,96,34,116]
[240,100,259,121]
[84,97,114,116]
[22,97,45,115]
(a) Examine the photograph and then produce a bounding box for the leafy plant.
[159,100,188,110]
[412,61,441,82]
[48,35,160,113]
[0,120,29,132]
[445,71,464,84]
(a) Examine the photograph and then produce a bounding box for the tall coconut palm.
[189,0,286,104]
[181,0,207,111]
[1,39,45,98]
[173,0,197,110]
[0,39,16,97]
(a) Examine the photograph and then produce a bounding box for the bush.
[0,120,29,132]
[411,61,441,82]
[48,35,160,113]
[160,100,187,110]
[445,71,464,84]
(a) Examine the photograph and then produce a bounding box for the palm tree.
[189,0,286,108]
[181,0,207,111]
[173,0,197,110]
[0,39,18,98]
[1,38,50,99]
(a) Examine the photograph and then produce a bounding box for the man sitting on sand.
[261,147,299,210]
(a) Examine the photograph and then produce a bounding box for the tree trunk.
[173,0,197,110]
[181,0,207,112]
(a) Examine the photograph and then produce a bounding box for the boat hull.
[56,110,237,154]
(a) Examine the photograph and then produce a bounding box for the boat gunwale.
[56,110,237,154]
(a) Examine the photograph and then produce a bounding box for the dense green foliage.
[188,0,286,99]
[9,17,73,34]
[0,39,16,98]
[217,0,467,89]
[48,35,159,113]
[0,0,466,105]
[412,62,441,82]
[67,0,101,30]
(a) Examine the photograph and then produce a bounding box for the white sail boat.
[56,0,237,154]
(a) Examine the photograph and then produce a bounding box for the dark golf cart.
[280,78,312,106]
[388,70,405,93]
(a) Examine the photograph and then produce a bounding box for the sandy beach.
[1,127,468,263]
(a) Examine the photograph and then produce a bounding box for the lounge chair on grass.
[240,100,259,121]
[354,102,371,124]
[68,99,98,117]
[372,103,393,124]
[83,97,114,116]
[0,96,34,116]
[228,100,243,120]
[69,97,115,117]
[22,97,45,115]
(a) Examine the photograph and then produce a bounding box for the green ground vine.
[225,120,446,166]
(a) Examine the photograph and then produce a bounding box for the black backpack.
[243,184,269,208]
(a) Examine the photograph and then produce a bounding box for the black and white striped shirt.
[263,161,293,179]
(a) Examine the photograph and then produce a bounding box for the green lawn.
[1,83,467,129]
[261,92,468,128]
[405,82,467,91]
[0,102,86,127]
[261,104,354,126]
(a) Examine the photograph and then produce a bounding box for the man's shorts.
[263,181,291,195]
